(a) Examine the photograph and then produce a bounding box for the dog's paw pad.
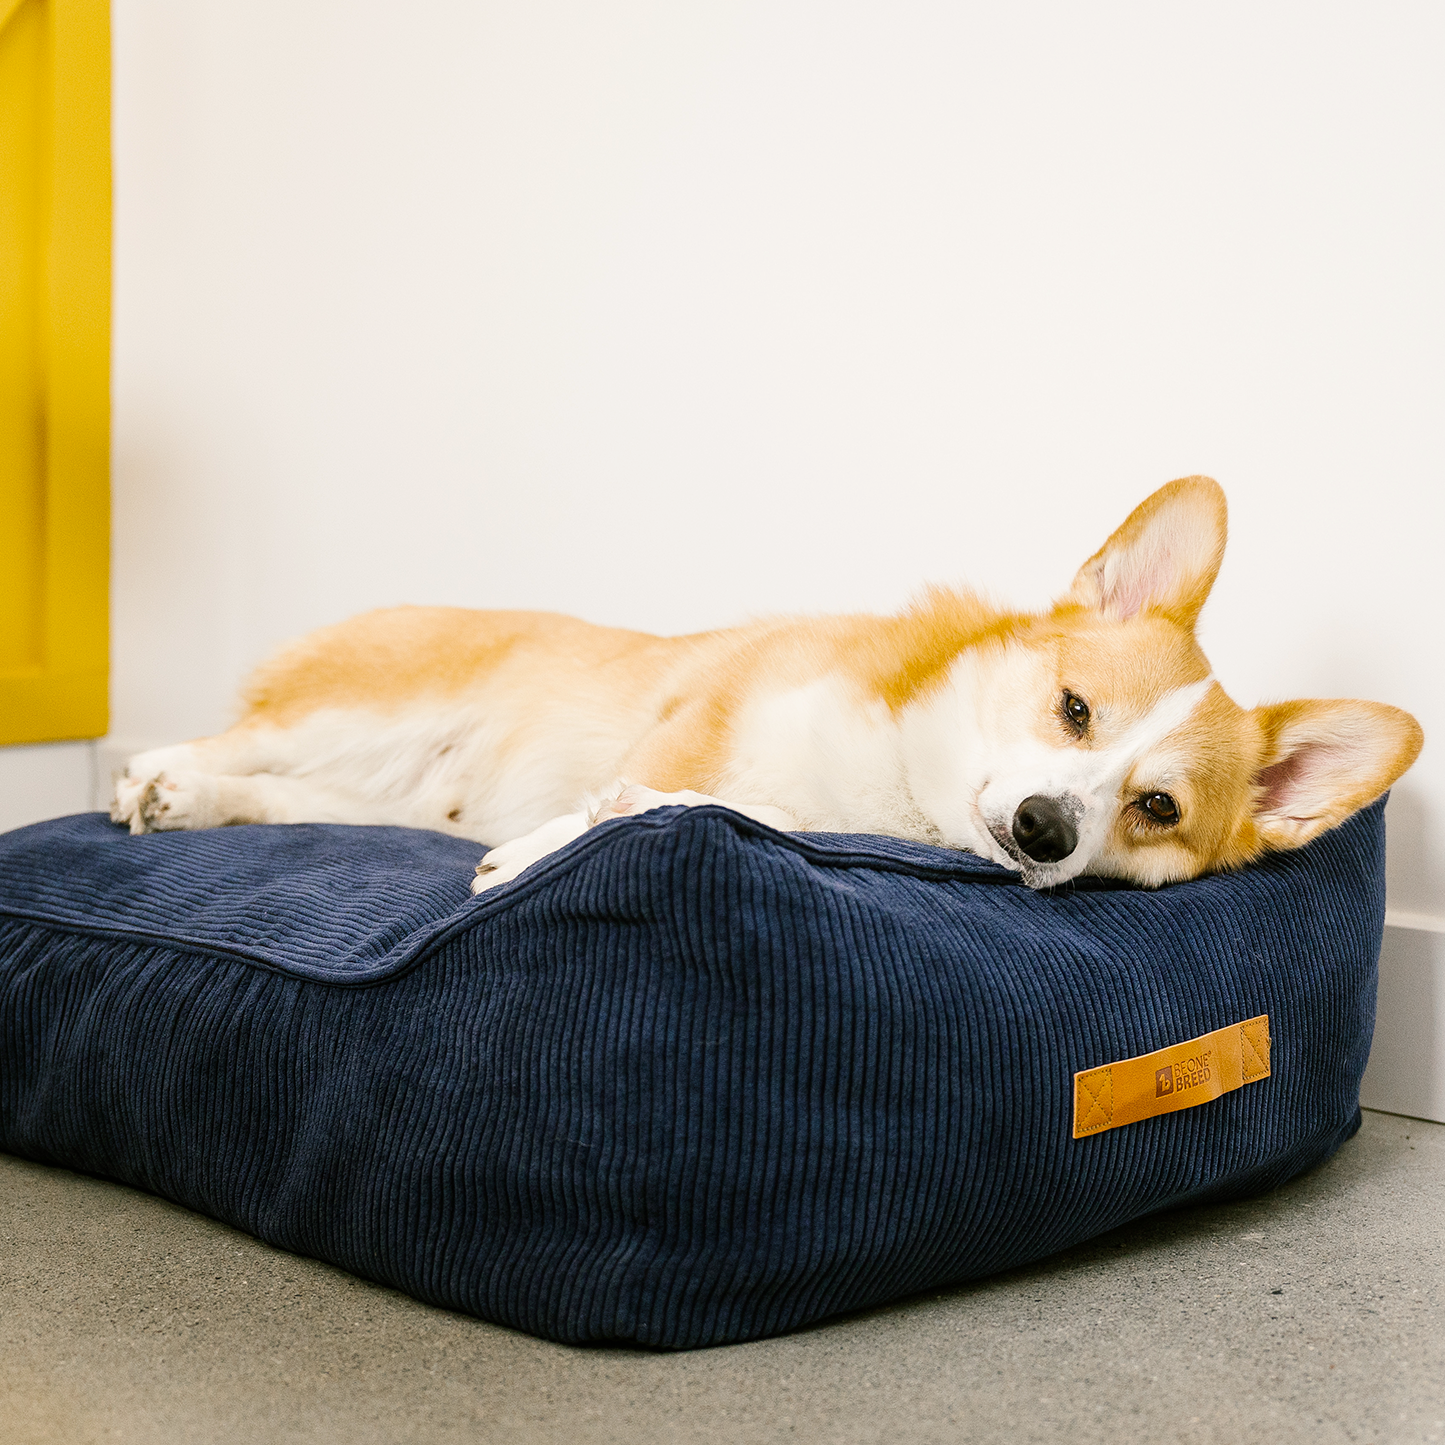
[132,771,218,833]
[137,775,175,829]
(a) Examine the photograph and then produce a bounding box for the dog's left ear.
[1064,476,1227,630]
[1249,699,1424,850]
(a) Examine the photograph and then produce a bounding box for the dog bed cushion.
[0,802,1384,1348]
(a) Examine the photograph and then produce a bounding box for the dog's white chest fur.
[724,680,938,840]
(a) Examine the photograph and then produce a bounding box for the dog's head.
[934,476,1422,888]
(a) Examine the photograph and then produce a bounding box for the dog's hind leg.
[111,724,327,834]
[128,768,398,833]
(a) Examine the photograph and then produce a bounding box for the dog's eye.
[1140,792,1180,826]
[1061,691,1090,732]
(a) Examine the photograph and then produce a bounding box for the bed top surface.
[0,802,1385,985]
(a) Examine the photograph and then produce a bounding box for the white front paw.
[471,813,588,893]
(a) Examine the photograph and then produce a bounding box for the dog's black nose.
[1011,795,1078,864]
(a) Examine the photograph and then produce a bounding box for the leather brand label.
[1073,1015,1271,1139]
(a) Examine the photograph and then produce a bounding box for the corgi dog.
[111,477,1422,894]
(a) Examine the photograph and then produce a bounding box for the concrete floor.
[3,1111,1442,1445]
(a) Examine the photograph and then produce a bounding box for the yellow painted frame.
[0,0,109,745]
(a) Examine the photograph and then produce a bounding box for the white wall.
[101,2,1445,1113]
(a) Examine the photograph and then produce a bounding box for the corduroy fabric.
[0,802,1384,1348]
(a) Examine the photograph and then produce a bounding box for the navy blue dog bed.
[0,801,1385,1348]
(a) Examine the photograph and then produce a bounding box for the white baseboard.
[1383,909,1445,934]
[0,741,98,833]
[1361,918,1445,1124]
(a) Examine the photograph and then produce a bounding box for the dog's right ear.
[1063,476,1228,631]
[1248,698,1423,851]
